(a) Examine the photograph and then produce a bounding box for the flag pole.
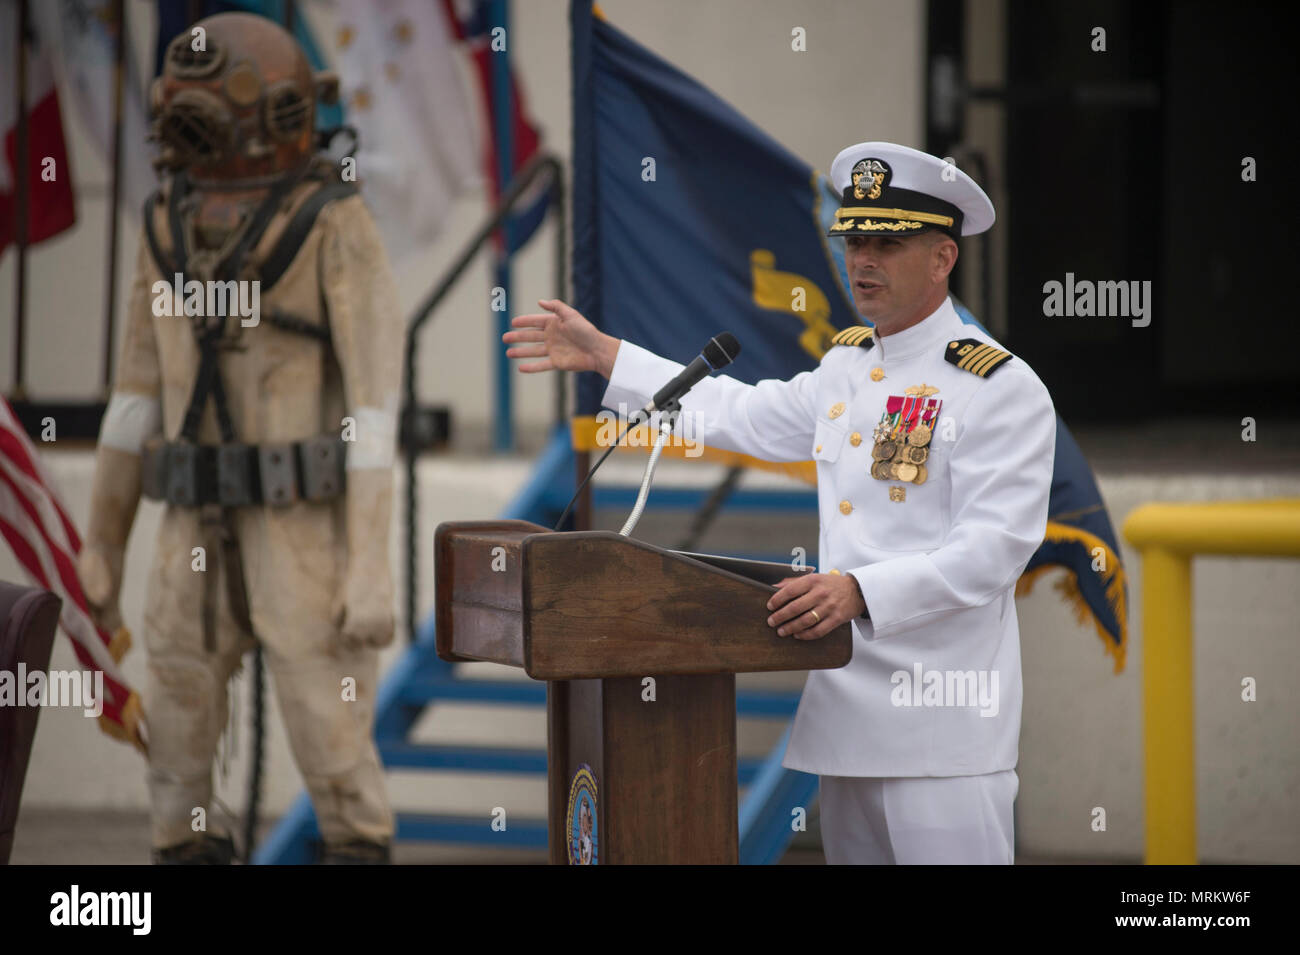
[11,0,30,401]
[101,0,127,395]
[490,0,514,452]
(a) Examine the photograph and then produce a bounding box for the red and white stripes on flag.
[0,398,145,751]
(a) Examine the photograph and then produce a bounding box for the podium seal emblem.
[567,763,599,865]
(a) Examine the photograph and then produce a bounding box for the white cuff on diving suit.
[100,391,163,455]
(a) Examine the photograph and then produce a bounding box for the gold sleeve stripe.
[969,347,1006,376]
[831,326,875,347]
[975,351,1013,376]
[945,338,1015,377]
[957,344,996,371]
[971,345,1012,376]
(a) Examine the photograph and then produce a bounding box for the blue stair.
[254,426,821,864]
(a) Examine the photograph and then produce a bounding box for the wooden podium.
[435,520,851,864]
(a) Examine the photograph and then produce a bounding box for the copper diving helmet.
[150,11,339,185]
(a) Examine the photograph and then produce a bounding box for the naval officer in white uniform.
[504,142,1056,864]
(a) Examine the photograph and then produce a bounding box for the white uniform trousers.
[819,770,1018,864]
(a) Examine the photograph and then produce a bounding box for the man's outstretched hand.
[503,298,621,378]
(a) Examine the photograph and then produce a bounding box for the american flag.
[0,397,145,750]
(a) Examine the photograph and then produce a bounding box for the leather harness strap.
[140,166,358,651]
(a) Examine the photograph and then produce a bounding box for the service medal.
[912,464,928,485]
[871,394,942,482]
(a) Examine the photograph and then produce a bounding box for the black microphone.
[552,332,741,532]
[638,332,741,419]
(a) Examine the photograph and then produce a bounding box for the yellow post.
[1140,548,1195,864]
[1124,498,1300,865]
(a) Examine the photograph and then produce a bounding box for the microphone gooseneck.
[553,333,741,531]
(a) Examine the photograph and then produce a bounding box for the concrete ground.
[9,808,1136,864]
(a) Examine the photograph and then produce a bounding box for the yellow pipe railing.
[1122,498,1300,864]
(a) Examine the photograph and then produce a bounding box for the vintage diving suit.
[76,13,401,863]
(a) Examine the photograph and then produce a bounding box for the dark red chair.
[0,581,61,864]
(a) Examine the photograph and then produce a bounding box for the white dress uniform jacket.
[601,297,1056,778]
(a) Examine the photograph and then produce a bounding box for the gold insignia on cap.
[835,207,954,228]
[828,402,845,419]
[851,159,887,200]
[830,217,925,233]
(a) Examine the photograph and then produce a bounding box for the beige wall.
[0,0,925,445]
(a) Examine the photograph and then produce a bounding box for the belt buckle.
[216,444,257,507]
[258,442,299,508]
[298,435,345,502]
[165,442,201,507]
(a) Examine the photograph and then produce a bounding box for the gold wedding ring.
[809,609,820,624]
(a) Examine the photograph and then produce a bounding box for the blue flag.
[570,1,1126,669]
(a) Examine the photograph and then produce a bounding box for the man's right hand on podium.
[504,298,622,379]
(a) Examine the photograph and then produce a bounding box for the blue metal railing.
[256,426,820,864]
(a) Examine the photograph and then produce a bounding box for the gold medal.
[907,424,932,447]
[895,461,918,482]
[906,445,928,464]
[872,440,896,461]
[912,464,928,485]
[870,461,892,480]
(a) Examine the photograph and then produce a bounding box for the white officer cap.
[827,142,995,239]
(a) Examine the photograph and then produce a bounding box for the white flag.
[335,0,483,262]
[34,0,156,217]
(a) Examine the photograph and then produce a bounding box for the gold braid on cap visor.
[833,206,955,227]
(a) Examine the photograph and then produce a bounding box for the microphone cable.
[553,413,643,531]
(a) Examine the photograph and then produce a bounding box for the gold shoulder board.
[944,338,1013,378]
[830,326,875,349]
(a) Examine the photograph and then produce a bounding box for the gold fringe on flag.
[1014,520,1129,674]
[97,688,148,754]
